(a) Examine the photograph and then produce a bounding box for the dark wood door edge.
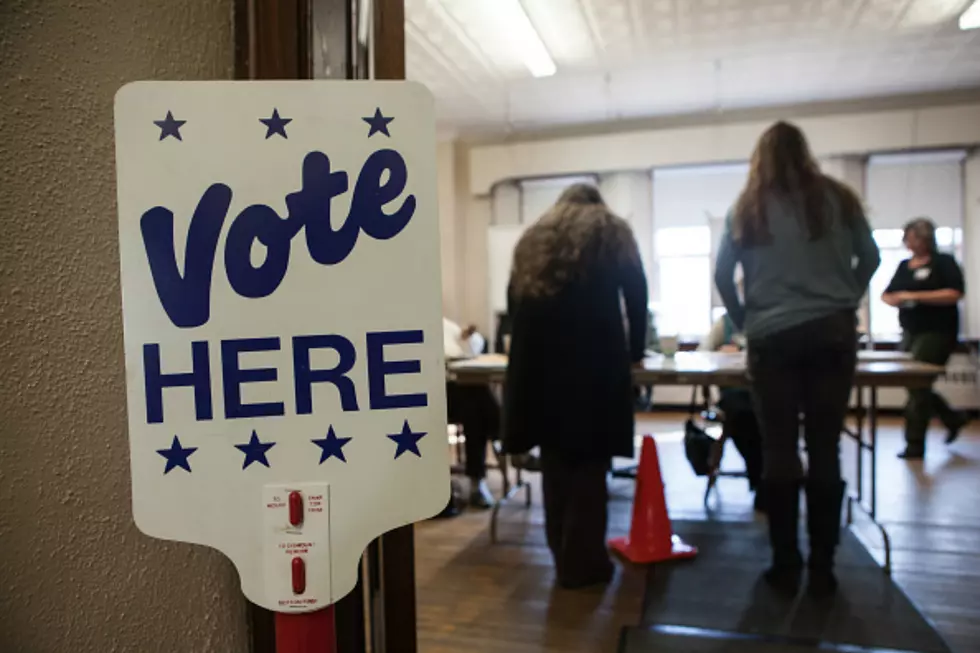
[235,0,312,80]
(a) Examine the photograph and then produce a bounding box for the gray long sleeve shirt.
[714,188,881,341]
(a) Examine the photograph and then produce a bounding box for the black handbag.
[683,386,716,477]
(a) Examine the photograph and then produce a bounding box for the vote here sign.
[114,81,448,612]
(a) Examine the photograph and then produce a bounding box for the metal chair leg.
[489,457,533,544]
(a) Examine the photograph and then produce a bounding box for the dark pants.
[541,449,613,588]
[446,381,500,479]
[902,331,958,451]
[748,311,857,484]
[718,389,763,490]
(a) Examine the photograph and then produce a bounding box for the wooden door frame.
[234,0,312,80]
[233,1,414,652]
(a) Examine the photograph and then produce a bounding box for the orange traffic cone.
[609,435,697,563]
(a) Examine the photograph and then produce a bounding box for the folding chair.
[694,386,749,507]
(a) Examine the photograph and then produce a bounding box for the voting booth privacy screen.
[114,81,449,612]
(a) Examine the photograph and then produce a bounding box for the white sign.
[114,81,449,612]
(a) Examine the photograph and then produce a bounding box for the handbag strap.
[689,384,713,417]
[688,385,700,417]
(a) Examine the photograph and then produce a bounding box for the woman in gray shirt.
[715,121,880,598]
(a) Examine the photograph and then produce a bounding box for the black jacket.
[502,239,647,461]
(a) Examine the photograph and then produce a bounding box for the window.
[868,230,907,340]
[865,150,966,340]
[654,226,712,337]
[651,164,748,339]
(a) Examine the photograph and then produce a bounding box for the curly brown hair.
[509,183,640,299]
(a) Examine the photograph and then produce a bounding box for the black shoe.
[433,480,463,518]
[946,413,970,445]
[558,560,614,590]
[513,453,541,472]
[763,562,803,593]
[805,479,846,599]
[762,480,803,593]
[898,447,925,460]
[807,568,838,598]
[434,500,461,519]
[468,478,494,509]
[753,488,767,513]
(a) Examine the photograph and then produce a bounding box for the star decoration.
[387,420,427,459]
[235,430,276,469]
[260,108,292,139]
[362,108,394,137]
[156,435,197,474]
[154,111,186,141]
[312,426,352,464]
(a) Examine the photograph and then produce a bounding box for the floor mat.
[632,519,951,653]
[620,624,936,653]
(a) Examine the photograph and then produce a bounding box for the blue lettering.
[143,330,428,424]
[293,335,359,414]
[144,341,213,424]
[290,152,354,265]
[141,150,416,329]
[224,205,302,299]
[141,185,231,328]
[354,149,416,240]
[221,337,286,419]
[366,330,428,410]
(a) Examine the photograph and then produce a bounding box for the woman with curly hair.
[502,183,648,589]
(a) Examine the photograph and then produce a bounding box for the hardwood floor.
[414,415,980,653]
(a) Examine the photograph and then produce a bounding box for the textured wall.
[436,141,458,320]
[0,1,250,651]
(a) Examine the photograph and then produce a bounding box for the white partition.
[487,224,527,322]
[519,175,597,224]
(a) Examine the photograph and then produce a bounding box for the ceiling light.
[960,0,980,30]
[494,0,557,77]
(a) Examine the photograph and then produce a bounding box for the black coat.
[502,237,647,462]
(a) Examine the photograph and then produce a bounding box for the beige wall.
[469,101,980,193]
[437,140,493,333]
[0,2,249,651]
[440,99,980,339]
[437,141,458,319]
[965,152,980,339]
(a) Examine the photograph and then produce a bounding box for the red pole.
[275,606,337,653]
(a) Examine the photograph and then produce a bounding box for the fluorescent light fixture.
[960,0,980,30]
[495,0,557,77]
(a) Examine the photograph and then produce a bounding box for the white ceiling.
[405,0,980,136]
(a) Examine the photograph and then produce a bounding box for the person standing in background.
[503,183,648,589]
[881,218,969,460]
[715,121,880,597]
[444,317,498,508]
[699,311,765,511]
[635,308,659,411]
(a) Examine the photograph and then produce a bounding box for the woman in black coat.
[502,183,648,589]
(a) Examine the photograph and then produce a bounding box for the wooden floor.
[414,414,980,653]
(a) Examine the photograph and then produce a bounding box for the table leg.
[489,458,532,544]
[869,387,892,574]
[869,386,878,521]
[847,385,892,575]
[855,385,864,505]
